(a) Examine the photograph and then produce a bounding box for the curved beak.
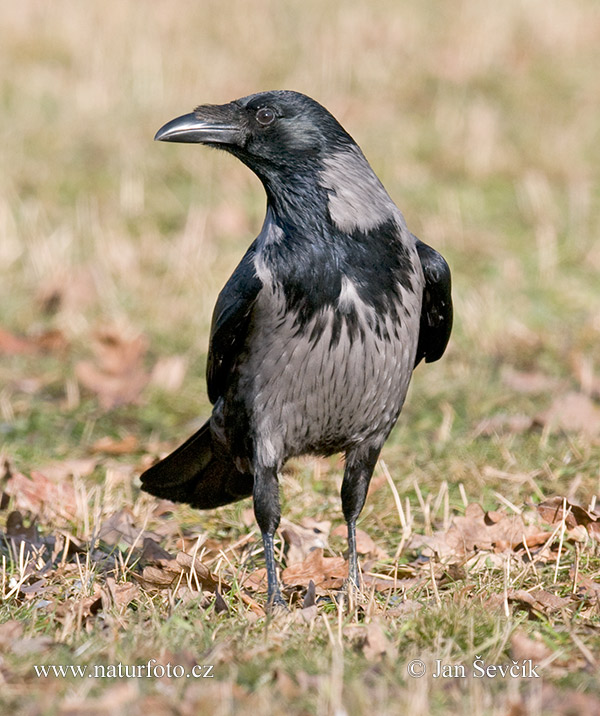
[155,105,243,145]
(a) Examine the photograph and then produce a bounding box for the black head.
[155,90,355,175]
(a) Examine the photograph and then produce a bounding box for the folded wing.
[413,235,453,366]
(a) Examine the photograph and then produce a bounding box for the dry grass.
[1,1,600,714]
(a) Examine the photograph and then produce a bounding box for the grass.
[1,0,600,714]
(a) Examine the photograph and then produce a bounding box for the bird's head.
[156,90,397,233]
[155,90,354,176]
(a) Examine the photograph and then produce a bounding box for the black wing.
[413,236,453,366]
[206,243,262,404]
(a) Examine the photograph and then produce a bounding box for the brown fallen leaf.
[75,326,149,409]
[507,588,572,614]
[54,590,103,625]
[458,504,542,552]
[137,552,264,615]
[35,458,98,481]
[33,328,69,353]
[138,563,179,589]
[501,367,562,394]
[343,620,394,661]
[510,629,553,663]
[411,503,543,561]
[537,496,600,538]
[242,568,267,592]
[20,579,48,597]
[280,517,331,565]
[137,552,219,592]
[175,552,222,591]
[0,327,36,354]
[140,537,173,562]
[362,620,394,661]
[173,534,226,556]
[571,568,600,603]
[104,577,140,610]
[91,435,139,455]
[52,530,86,560]
[0,326,68,355]
[281,548,347,589]
[3,469,78,523]
[536,391,600,437]
[97,508,158,547]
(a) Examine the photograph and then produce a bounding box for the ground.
[1,1,600,714]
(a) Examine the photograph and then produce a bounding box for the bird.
[140,90,452,609]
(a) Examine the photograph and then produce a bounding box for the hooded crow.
[141,90,452,609]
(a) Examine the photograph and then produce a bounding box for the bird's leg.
[341,446,380,596]
[346,517,359,590]
[261,530,285,609]
[253,466,286,610]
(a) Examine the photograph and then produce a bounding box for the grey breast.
[241,255,422,469]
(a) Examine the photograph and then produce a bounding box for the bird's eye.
[256,107,276,126]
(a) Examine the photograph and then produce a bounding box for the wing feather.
[206,244,262,403]
[413,236,453,366]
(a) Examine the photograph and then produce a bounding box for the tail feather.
[140,420,254,509]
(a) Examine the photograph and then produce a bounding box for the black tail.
[139,420,254,509]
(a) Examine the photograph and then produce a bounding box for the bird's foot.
[266,592,289,614]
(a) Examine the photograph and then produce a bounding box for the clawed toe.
[266,594,289,614]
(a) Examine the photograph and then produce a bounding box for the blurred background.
[1,0,599,488]
[1,2,600,713]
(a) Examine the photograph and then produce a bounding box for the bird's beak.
[155,104,243,145]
